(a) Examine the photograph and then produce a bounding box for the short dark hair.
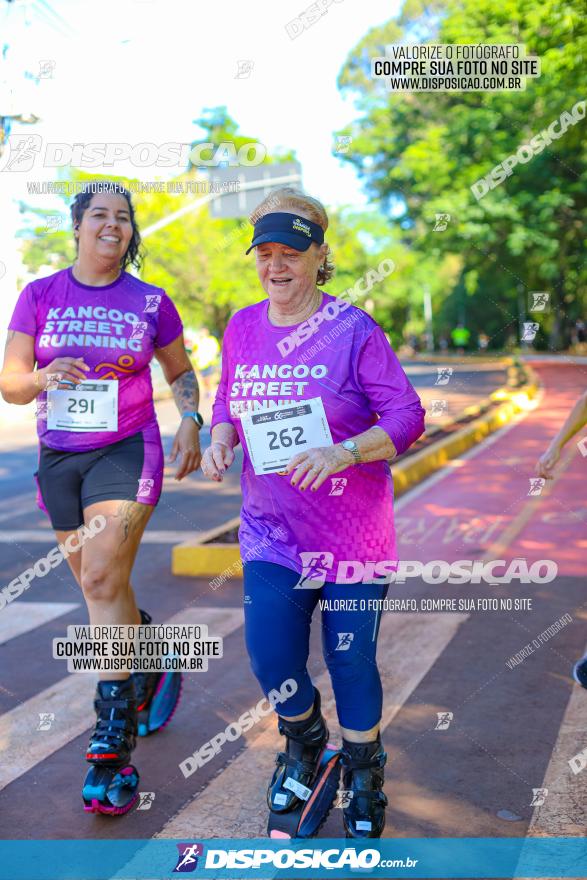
[70,181,143,271]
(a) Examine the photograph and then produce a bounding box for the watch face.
[342,441,354,451]
[184,412,203,427]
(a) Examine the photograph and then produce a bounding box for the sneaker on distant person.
[572,656,587,688]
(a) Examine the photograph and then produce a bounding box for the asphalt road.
[1,357,585,862]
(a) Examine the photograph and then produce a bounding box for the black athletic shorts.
[35,425,164,531]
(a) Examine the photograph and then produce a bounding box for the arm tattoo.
[114,500,151,545]
[171,368,199,415]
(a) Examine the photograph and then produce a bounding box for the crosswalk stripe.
[513,671,587,876]
[0,606,244,793]
[524,673,587,837]
[0,496,37,524]
[0,601,79,645]
[0,530,204,544]
[156,611,468,839]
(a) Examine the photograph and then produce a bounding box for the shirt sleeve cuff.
[374,410,425,456]
[211,408,232,430]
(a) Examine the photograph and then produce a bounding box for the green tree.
[337,0,587,349]
[189,106,295,170]
[20,123,406,341]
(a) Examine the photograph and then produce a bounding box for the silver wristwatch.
[341,439,361,464]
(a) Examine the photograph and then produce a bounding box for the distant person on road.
[451,322,470,353]
[408,332,420,353]
[0,181,202,814]
[478,331,489,351]
[536,388,587,688]
[571,319,586,349]
[193,327,221,398]
[200,187,426,838]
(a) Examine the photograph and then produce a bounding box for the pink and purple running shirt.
[9,267,183,451]
[8,268,183,511]
[212,292,426,583]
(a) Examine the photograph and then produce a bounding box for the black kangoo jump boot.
[341,735,388,838]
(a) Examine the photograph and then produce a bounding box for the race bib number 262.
[241,397,333,476]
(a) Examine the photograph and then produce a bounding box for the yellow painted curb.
[172,542,242,578]
[172,368,539,578]
[172,515,241,579]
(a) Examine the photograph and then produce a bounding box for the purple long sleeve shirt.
[212,292,426,583]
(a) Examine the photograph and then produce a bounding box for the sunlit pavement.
[0,357,585,842]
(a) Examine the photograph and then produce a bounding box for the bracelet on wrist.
[181,411,204,428]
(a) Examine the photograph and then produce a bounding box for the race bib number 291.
[241,397,333,476]
[47,380,118,432]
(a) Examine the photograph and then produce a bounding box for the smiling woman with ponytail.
[0,179,203,815]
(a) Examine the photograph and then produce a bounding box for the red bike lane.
[379,360,587,841]
[395,360,586,575]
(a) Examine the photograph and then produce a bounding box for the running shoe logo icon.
[435,712,453,730]
[130,321,148,340]
[137,479,154,498]
[136,791,156,810]
[430,399,448,417]
[528,478,545,496]
[335,135,353,154]
[522,321,540,341]
[37,712,55,731]
[144,295,162,313]
[335,633,354,651]
[529,292,550,312]
[35,399,49,420]
[530,788,548,806]
[329,477,347,496]
[235,59,254,78]
[173,843,204,872]
[0,134,42,172]
[433,212,451,232]
[295,552,334,589]
[434,367,453,386]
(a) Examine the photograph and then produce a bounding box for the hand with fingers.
[170,418,202,480]
[281,444,352,493]
[201,441,235,482]
[38,357,90,390]
[536,444,560,480]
